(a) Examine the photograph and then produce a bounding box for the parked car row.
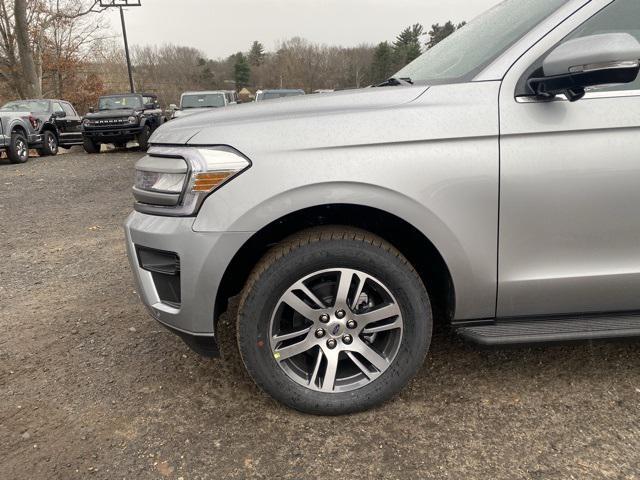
[1,88,308,163]
[0,99,83,163]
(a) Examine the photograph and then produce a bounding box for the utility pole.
[120,6,135,93]
[100,1,141,93]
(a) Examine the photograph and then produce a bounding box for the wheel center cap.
[327,320,346,338]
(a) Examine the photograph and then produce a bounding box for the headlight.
[135,170,186,193]
[133,146,251,216]
[128,115,138,124]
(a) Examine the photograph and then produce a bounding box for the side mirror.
[144,103,155,110]
[54,111,66,118]
[89,106,95,113]
[530,33,640,102]
[169,103,178,110]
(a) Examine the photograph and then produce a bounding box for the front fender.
[194,180,488,320]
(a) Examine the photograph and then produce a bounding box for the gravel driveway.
[1,150,639,479]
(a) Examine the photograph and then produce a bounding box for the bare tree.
[0,0,105,99]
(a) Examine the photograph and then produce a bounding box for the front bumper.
[124,211,253,350]
[29,133,44,147]
[84,126,143,143]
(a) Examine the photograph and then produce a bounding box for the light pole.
[100,0,141,93]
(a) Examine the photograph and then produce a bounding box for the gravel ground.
[1,150,640,480]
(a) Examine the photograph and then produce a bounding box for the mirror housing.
[529,33,640,102]
[89,106,95,113]
[169,103,178,110]
[54,111,66,118]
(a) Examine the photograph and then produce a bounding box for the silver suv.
[125,0,640,414]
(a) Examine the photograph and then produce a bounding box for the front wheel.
[37,131,59,157]
[83,138,101,154]
[137,125,151,151]
[237,227,432,415]
[7,132,29,164]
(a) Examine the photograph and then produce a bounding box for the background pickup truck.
[0,112,40,164]
[0,99,84,157]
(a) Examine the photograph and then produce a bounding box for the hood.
[85,108,137,119]
[151,86,429,145]
[0,110,32,117]
[173,107,219,119]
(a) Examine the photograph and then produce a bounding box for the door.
[57,102,83,145]
[498,0,640,317]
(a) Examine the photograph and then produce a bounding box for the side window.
[143,96,157,107]
[53,102,65,114]
[62,103,76,116]
[563,0,640,93]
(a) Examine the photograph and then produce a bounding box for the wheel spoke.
[350,274,367,310]
[281,290,320,321]
[320,351,339,392]
[296,283,326,309]
[335,269,355,308]
[346,351,380,380]
[273,326,312,343]
[308,349,323,387]
[354,303,401,326]
[351,340,389,372]
[274,335,314,361]
[362,317,403,335]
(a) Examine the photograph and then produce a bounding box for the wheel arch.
[214,204,456,332]
[10,122,28,137]
[41,122,59,139]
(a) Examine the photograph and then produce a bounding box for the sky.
[106,0,503,59]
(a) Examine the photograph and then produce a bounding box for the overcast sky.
[106,0,503,59]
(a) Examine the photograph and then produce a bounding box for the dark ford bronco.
[0,99,84,157]
[82,93,165,153]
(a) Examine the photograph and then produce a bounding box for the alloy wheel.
[17,138,28,160]
[269,268,403,393]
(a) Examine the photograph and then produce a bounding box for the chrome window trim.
[516,88,640,103]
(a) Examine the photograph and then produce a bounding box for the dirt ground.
[1,149,639,480]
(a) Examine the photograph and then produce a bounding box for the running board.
[455,314,640,347]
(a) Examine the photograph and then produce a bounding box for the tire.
[137,125,151,151]
[237,227,432,415]
[36,130,59,157]
[7,132,29,164]
[83,137,101,154]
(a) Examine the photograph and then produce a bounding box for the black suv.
[82,93,165,153]
[0,99,84,156]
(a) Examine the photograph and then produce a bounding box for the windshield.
[98,95,142,110]
[395,0,570,85]
[0,100,50,113]
[181,93,226,109]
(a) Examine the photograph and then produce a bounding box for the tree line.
[0,0,464,113]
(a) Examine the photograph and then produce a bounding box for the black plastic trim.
[158,322,220,358]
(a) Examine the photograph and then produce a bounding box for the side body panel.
[498,0,640,316]
[57,102,84,145]
[189,83,501,320]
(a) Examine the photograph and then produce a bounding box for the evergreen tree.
[370,41,395,84]
[233,52,251,87]
[248,41,266,66]
[426,21,466,49]
[393,23,424,67]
